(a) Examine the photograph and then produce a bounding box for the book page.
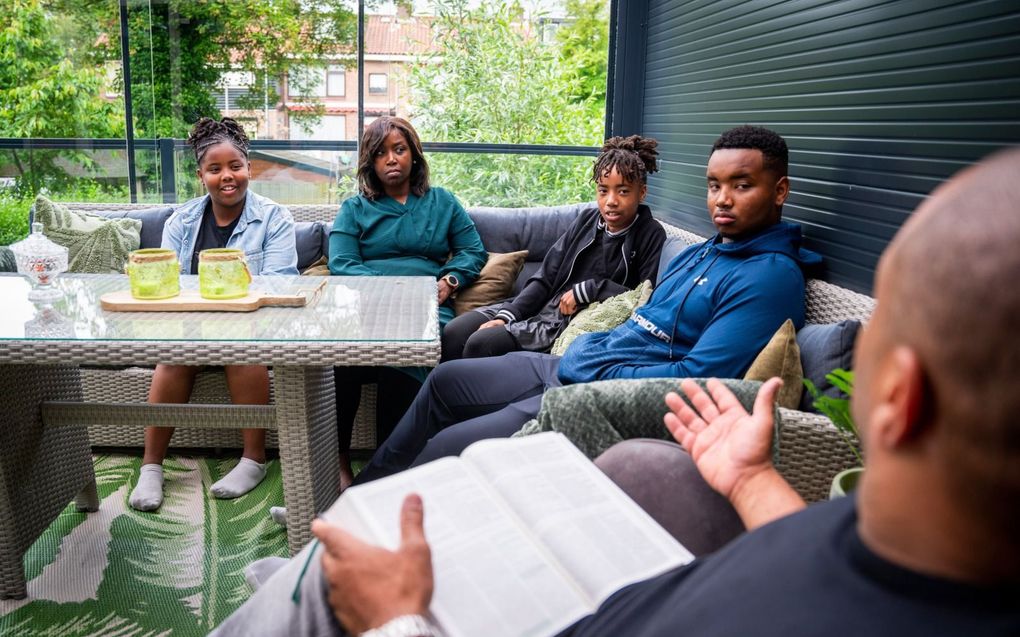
[324,457,592,637]
[463,433,694,605]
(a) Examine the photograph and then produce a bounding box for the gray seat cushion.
[468,203,589,259]
[468,203,591,294]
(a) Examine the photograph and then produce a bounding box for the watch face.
[444,274,459,287]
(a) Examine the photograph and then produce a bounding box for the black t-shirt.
[563,496,1020,637]
[190,199,241,274]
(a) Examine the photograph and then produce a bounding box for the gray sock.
[129,464,164,512]
[269,506,287,526]
[243,556,290,591]
[210,457,267,499]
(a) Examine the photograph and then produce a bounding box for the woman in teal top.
[330,116,486,488]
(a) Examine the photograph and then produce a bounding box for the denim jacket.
[161,191,298,275]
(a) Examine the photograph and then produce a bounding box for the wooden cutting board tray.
[100,279,327,312]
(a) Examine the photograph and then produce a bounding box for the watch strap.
[359,614,438,637]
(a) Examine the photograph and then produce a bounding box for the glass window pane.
[290,66,327,99]
[405,1,609,146]
[213,149,357,205]
[0,0,132,230]
[327,66,346,96]
[368,73,388,94]
[426,152,597,208]
[290,115,347,141]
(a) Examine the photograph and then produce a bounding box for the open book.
[324,432,694,637]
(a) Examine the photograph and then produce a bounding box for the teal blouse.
[328,187,487,325]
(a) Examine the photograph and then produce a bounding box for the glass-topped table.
[0,274,439,365]
[0,273,440,598]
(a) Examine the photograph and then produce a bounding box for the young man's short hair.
[711,125,789,177]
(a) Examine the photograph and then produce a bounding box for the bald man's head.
[874,147,1020,510]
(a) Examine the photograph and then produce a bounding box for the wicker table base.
[0,364,99,600]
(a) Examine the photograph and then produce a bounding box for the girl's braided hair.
[591,135,659,185]
[187,117,251,166]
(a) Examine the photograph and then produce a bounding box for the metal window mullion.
[357,1,365,151]
[119,0,137,203]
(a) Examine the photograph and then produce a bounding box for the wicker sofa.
[47,200,874,503]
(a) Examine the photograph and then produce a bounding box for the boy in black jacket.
[441,136,666,361]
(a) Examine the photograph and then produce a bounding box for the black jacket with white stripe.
[477,204,665,352]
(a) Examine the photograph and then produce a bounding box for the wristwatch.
[359,614,439,637]
[440,273,459,289]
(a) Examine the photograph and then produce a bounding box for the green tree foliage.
[48,0,359,138]
[556,0,609,110]
[0,0,124,195]
[405,0,609,207]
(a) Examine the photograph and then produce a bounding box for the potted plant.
[803,369,862,498]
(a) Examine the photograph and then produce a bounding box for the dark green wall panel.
[641,0,1020,292]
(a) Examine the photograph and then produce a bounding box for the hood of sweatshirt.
[710,221,823,272]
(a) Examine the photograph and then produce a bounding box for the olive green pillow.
[743,318,803,409]
[550,280,654,356]
[301,255,330,276]
[33,195,141,274]
[453,250,529,315]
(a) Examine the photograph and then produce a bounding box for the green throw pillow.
[549,280,654,356]
[743,319,804,409]
[34,195,142,274]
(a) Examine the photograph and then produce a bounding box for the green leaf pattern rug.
[0,455,288,636]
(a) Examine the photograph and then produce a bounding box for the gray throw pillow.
[796,320,861,412]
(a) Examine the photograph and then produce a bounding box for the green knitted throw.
[33,195,141,274]
[550,280,654,356]
[515,378,780,463]
[0,246,15,272]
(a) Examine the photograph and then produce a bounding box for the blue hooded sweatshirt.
[558,221,822,384]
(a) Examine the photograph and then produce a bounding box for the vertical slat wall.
[641,0,1020,292]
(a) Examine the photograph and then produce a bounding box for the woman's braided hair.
[187,117,251,166]
[591,135,659,185]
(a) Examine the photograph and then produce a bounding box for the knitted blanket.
[0,246,15,272]
[34,195,141,274]
[515,378,779,462]
[549,280,654,356]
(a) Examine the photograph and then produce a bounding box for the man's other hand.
[311,494,434,634]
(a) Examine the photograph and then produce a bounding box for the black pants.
[440,310,521,363]
[333,366,423,454]
[353,351,563,484]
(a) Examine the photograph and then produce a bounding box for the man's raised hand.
[664,378,781,502]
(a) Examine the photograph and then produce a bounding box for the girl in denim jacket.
[129,117,297,512]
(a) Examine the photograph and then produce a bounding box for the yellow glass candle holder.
[126,248,180,300]
[199,248,252,300]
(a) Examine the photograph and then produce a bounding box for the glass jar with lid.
[199,248,251,300]
[126,248,180,300]
[10,222,69,302]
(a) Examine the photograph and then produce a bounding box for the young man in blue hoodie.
[353,125,822,484]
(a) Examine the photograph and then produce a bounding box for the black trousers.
[440,310,522,363]
[333,366,423,454]
[353,351,563,484]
